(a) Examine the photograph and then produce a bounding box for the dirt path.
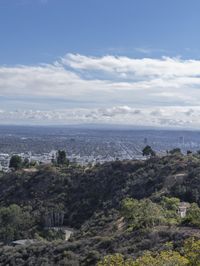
[154,225,200,238]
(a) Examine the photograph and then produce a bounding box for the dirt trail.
[154,226,200,238]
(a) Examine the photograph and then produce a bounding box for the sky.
[1,0,200,128]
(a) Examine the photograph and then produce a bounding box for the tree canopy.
[9,155,22,170]
[142,145,156,157]
[56,150,69,165]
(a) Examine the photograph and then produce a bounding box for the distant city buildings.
[0,128,200,172]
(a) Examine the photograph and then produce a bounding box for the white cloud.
[62,54,200,79]
[1,53,200,126]
[0,106,200,128]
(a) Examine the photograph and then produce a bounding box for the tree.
[184,237,200,265]
[161,197,180,211]
[184,203,200,227]
[121,198,164,229]
[9,155,22,170]
[187,150,192,155]
[23,158,30,168]
[169,148,182,155]
[0,204,34,243]
[56,150,69,165]
[133,251,189,266]
[98,251,189,266]
[160,196,180,225]
[97,254,134,266]
[142,145,156,157]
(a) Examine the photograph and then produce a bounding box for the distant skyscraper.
[144,138,148,144]
[179,136,185,146]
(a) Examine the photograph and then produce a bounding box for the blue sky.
[0,0,200,127]
[1,0,200,64]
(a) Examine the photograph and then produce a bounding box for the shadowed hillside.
[1,154,200,265]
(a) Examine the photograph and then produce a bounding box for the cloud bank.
[1,54,200,127]
[0,106,200,129]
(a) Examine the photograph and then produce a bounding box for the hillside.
[1,153,200,265]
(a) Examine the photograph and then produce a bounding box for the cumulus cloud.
[0,54,200,106]
[1,53,200,127]
[62,54,200,79]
